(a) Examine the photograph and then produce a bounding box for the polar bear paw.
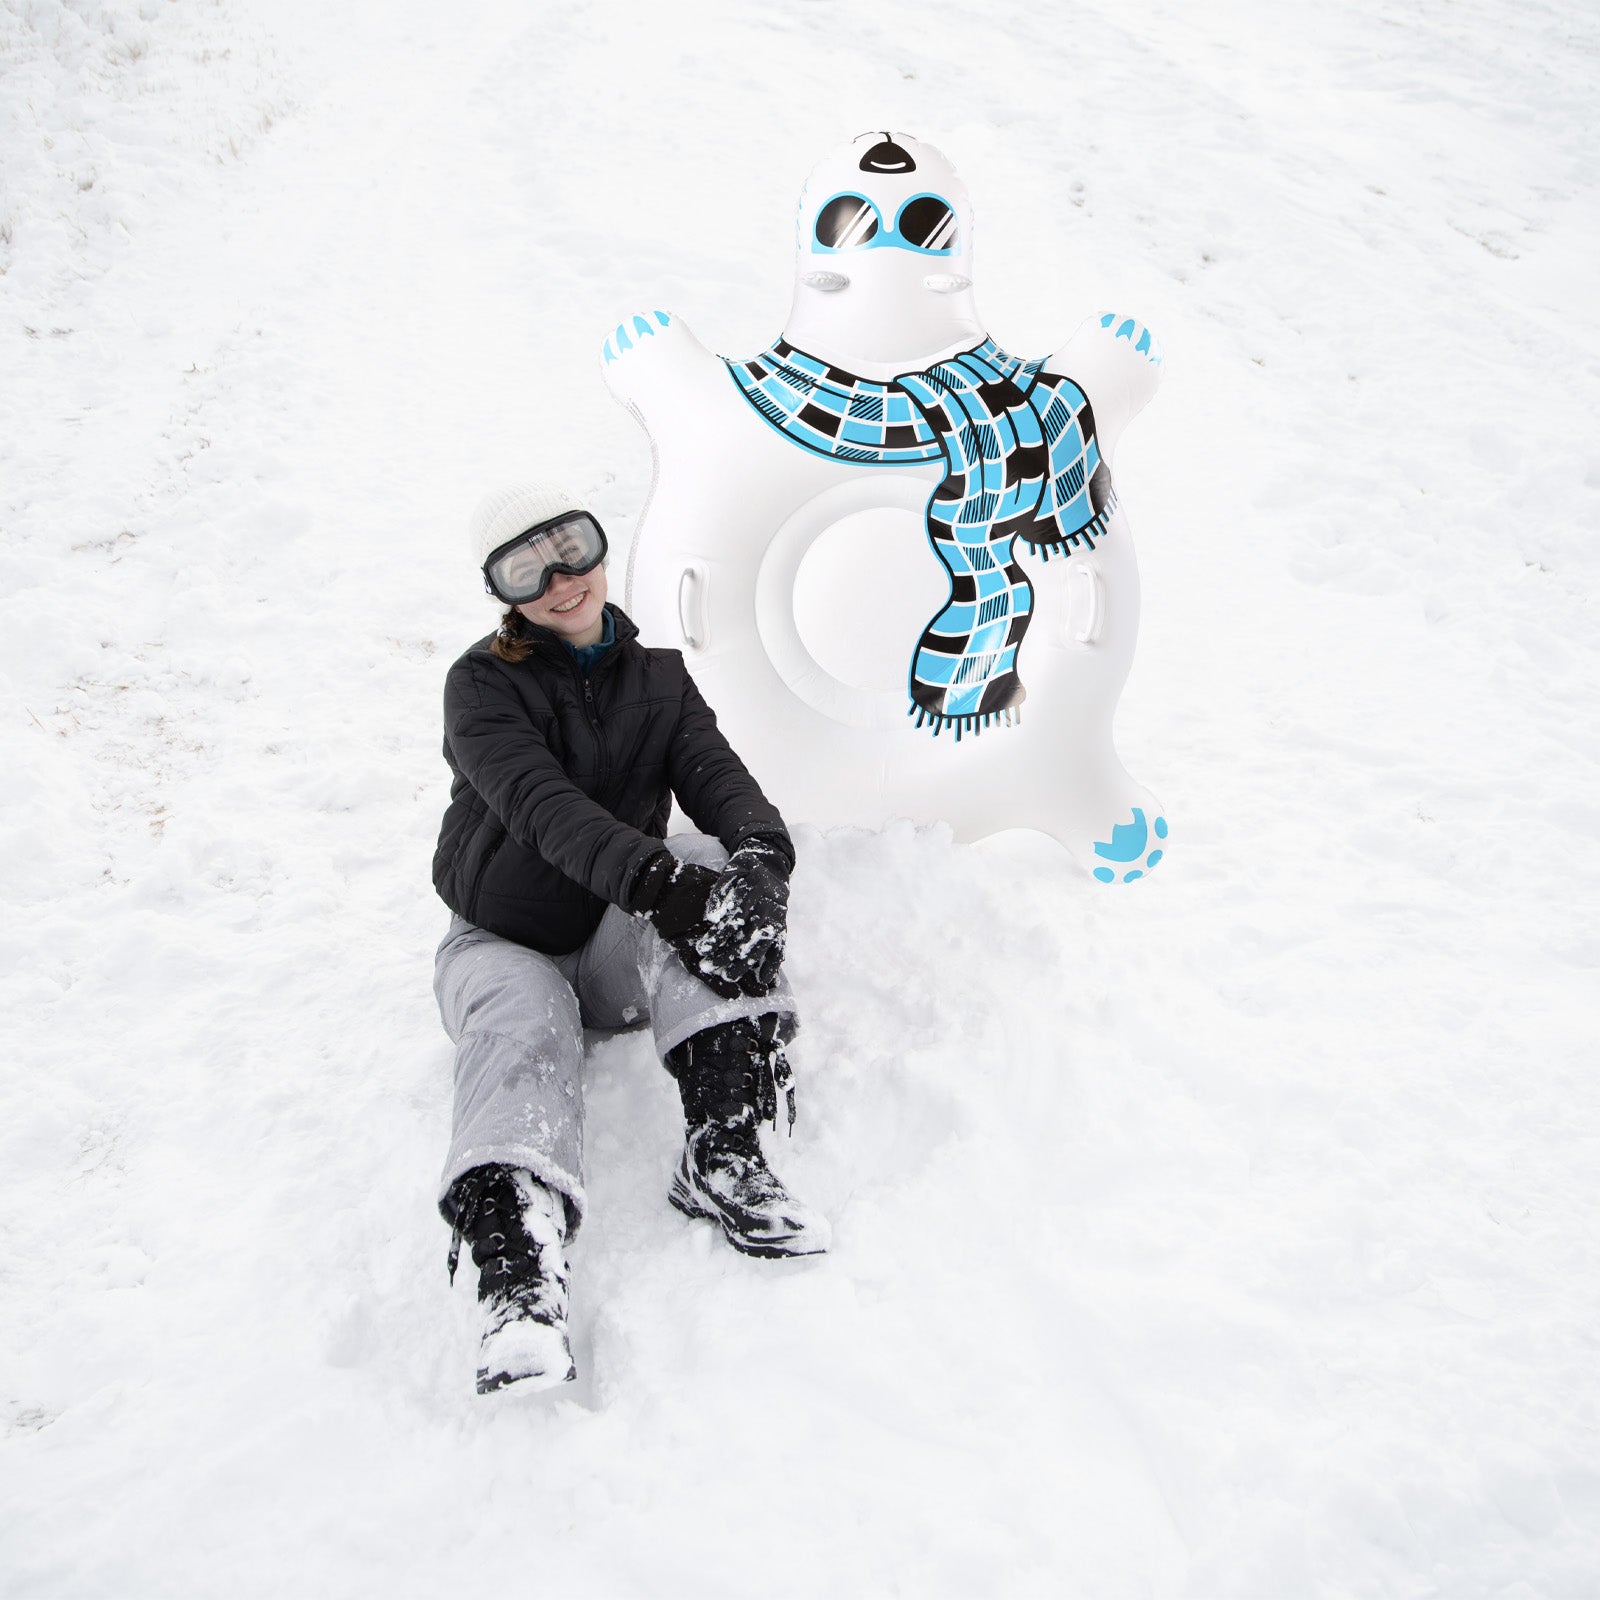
[602,309,674,365]
[1091,807,1168,882]
[1097,312,1163,367]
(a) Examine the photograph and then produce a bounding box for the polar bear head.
[783,131,984,380]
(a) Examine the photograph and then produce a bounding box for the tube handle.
[678,563,709,652]
[1067,563,1104,646]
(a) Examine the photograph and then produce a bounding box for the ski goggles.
[811,191,960,255]
[481,510,608,605]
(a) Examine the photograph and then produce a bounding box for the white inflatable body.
[603,132,1168,882]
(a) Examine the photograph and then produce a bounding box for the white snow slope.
[3,1,1597,1595]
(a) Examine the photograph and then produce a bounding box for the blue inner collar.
[566,607,615,673]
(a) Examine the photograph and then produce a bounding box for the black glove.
[627,839,791,1000]
[627,850,752,999]
[627,850,716,929]
[701,836,791,995]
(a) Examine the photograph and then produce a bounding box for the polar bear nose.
[858,134,916,174]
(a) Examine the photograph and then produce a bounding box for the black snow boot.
[445,1164,575,1394]
[665,1016,830,1259]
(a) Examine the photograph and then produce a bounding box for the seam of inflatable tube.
[755,476,938,731]
[622,399,659,619]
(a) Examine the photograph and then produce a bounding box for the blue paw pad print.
[1092,809,1167,883]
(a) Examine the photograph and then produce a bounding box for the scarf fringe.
[908,704,1023,742]
[1020,491,1119,560]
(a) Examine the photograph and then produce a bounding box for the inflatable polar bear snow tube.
[603,131,1168,883]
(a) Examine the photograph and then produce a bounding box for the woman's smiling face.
[518,563,608,647]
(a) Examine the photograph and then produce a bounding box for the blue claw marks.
[1098,311,1163,368]
[602,310,672,364]
[1091,807,1168,882]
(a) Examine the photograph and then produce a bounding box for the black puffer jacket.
[433,604,791,955]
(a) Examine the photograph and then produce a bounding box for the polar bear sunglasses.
[482,511,608,605]
[812,192,959,255]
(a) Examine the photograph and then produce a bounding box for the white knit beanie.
[467,482,592,575]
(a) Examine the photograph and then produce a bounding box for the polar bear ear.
[856,133,917,174]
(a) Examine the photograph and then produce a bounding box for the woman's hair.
[490,608,535,664]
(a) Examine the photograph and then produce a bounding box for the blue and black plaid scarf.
[727,336,1117,738]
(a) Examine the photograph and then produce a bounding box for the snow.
[3,0,1598,1595]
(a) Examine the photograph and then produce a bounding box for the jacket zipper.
[527,611,632,792]
[575,655,607,793]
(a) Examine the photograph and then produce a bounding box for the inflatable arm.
[1047,313,1163,464]
[601,310,726,429]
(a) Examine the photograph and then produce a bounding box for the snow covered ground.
[3,0,1598,1594]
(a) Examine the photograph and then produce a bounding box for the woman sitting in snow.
[431,482,828,1394]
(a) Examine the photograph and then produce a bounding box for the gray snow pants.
[433,833,797,1239]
